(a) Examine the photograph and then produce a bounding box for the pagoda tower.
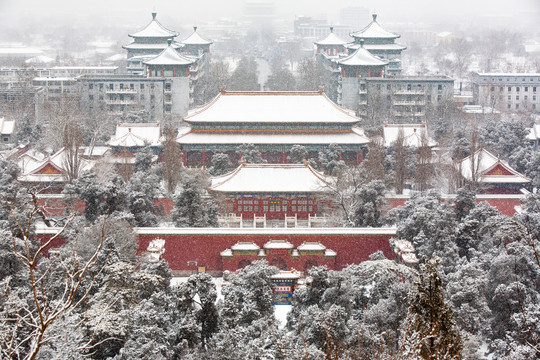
[335,40,388,110]
[144,41,196,117]
[123,12,182,74]
[180,26,213,57]
[348,14,406,76]
[314,26,348,57]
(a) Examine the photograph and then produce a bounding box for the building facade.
[177,89,370,166]
[472,73,540,113]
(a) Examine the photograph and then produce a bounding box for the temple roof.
[314,26,348,46]
[176,127,370,146]
[129,12,179,38]
[335,44,389,67]
[143,44,196,66]
[181,26,213,45]
[209,163,334,193]
[382,122,437,147]
[123,41,183,50]
[347,43,406,51]
[107,123,162,147]
[18,148,95,183]
[458,148,531,184]
[184,90,361,124]
[350,14,400,39]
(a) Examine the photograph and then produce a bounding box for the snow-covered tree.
[236,143,266,164]
[171,175,217,227]
[318,143,345,175]
[207,153,233,176]
[353,180,386,227]
[399,258,463,359]
[287,144,309,164]
[264,55,296,91]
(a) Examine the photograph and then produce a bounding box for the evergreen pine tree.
[399,258,463,360]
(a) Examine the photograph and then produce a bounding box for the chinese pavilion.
[180,26,213,57]
[457,148,531,194]
[314,26,348,57]
[348,14,406,76]
[123,12,182,74]
[209,162,334,220]
[177,89,370,166]
[143,41,195,116]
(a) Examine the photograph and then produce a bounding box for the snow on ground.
[274,305,292,329]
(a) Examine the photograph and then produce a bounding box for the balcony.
[105,99,137,105]
[393,100,426,106]
[394,90,425,95]
[106,88,138,94]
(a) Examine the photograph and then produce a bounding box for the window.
[99,83,103,90]
[254,206,258,212]
[89,83,93,89]
[525,87,529,92]
[516,95,519,100]
[534,96,537,101]
[438,84,442,91]
[140,83,144,89]
[270,206,275,212]
[508,95,511,101]
[109,83,113,90]
[264,206,268,212]
[130,83,134,89]
[516,87,520,92]
[508,104,511,109]
[516,104,520,109]
[534,87,537,92]
[525,96,528,100]
[508,86,511,91]
[292,206,296,212]
[282,206,287,212]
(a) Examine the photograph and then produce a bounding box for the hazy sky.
[0,0,539,34]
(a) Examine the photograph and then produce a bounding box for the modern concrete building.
[472,73,540,113]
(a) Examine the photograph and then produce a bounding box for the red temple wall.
[137,232,394,274]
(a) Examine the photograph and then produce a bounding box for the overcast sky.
[0,0,539,34]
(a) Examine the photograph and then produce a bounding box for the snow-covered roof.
[143,44,196,66]
[382,123,437,148]
[263,240,294,249]
[335,45,389,67]
[350,14,400,40]
[128,12,179,38]
[210,163,334,193]
[107,123,161,148]
[231,242,260,251]
[0,117,15,136]
[325,249,337,257]
[123,42,183,50]
[177,126,370,145]
[314,27,348,46]
[184,90,362,124]
[271,270,302,280]
[18,148,95,183]
[220,249,233,257]
[181,26,213,45]
[527,124,540,141]
[347,43,406,51]
[25,55,55,64]
[458,148,531,184]
[297,242,326,251]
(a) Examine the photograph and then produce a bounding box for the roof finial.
[167,38,172,46]
[330,25,334,33]
[360,38,365,47]
[372,13,377,21]
[193,25,198,32]
[152,12,157,20]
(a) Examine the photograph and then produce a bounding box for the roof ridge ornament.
[152,12,157,20]
[372,13,377,21]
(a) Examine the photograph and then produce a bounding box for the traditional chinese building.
[314,26,348,58]
[209,162,334,220]
[348,14,406,76]
[123,12,181,75]
[17,148,95,193]
[177,89,370,166]
[143,41,196,117]
[457,148,531,194]
[382,122,437,148]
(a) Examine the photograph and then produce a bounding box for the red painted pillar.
[182,151,187,166]
[202,150,206,167]
[339,151,343,161]
[282,150,286,163]
[357,150,363,165]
